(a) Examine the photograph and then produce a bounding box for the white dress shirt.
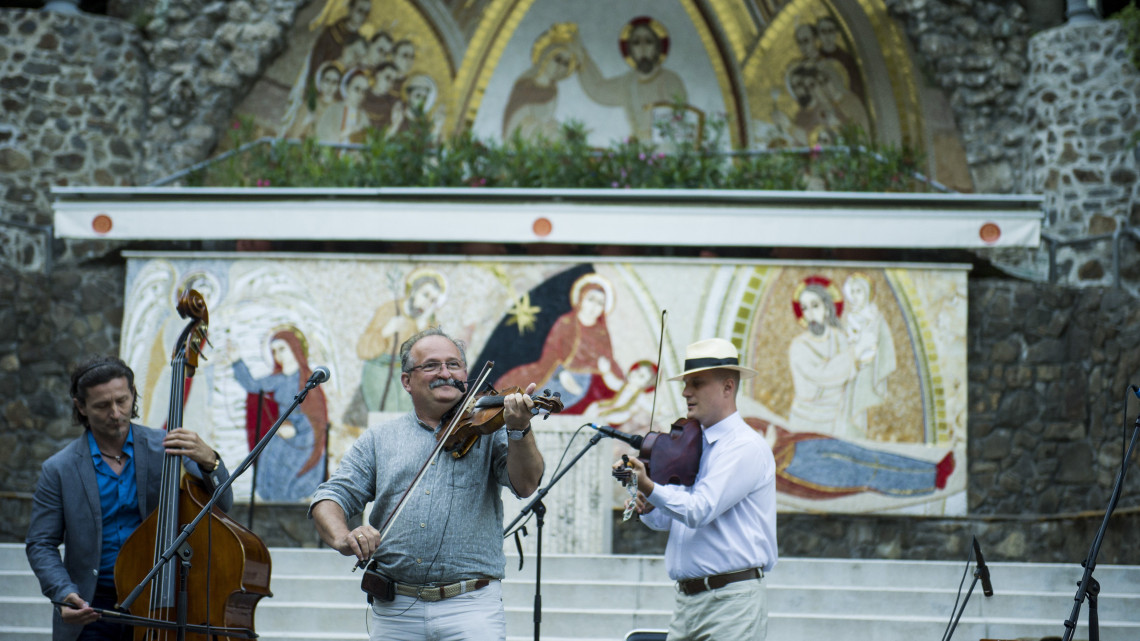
[641,411,778,581]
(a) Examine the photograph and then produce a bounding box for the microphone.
[449,379,467,392]
[307,366,331,387]
[589,424,644,449]
[973,536,993,597]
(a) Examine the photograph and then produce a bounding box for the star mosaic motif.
[506,293,541,334]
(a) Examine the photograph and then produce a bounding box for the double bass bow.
[114,289,272,640]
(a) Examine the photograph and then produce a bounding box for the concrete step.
[0,570,41,597]
[5,543,1140,641]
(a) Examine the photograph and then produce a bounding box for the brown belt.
[677,568,762,596]
[365,572,492,603]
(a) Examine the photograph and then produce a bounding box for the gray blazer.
[25,424,232,641]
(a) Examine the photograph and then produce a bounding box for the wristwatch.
[506,425,532,441]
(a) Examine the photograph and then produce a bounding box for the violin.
[438,385,565,458]
[637,417,702,486]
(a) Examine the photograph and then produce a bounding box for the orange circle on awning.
[92,214,113,235]
[979,222,1001,244]
[533,217,552,237]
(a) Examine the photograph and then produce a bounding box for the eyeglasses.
[408,360,466,374]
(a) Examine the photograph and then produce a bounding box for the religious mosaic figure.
[748,418,955,500]
[315,67,374,143]
[585,360,658,429]
[347,269,448,422]
[230,327,328,502]
[495,273,625,413]
[283,61,344,140]
[502,23,580,140]
[362,62,403,134]
[841,273,896,437]
[279,0,372,135]
[787,276,856,435]
[392,73,443,136]
[784,20,870,144]
[572,16,688,142]
[817,16,864,103]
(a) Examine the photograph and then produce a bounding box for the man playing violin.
[310,327,545,641]
[618,338,777,641]
[26,356,232,641]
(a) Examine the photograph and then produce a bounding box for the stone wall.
[0,262,125,542]
[1017,21,1140,293]
[0,2,302,272]
[887,3,1140,294]
[887,0,1033,194]
[0,10,146,269]
[136,0,302,182]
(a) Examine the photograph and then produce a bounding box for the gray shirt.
[310,411,517,584]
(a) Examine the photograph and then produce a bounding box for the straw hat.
[668,338,758,382]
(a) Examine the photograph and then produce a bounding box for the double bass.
[114,289,272,640]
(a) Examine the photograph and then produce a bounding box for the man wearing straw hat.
[620,338,777,640]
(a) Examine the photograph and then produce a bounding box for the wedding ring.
[356,533,365,539]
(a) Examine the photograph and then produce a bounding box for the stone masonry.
[1017,21,1140,293]
[887,0,1033,194]
[0,11,146,269]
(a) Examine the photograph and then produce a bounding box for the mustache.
[429,379,467,391]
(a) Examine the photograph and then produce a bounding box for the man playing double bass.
[620,338,778,641]
[310,327,545,641]
[26,356,232,641]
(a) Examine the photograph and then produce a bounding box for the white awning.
[52,187,1043,249]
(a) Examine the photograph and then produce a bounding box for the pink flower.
[232,121,241,130]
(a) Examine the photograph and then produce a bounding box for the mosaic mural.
[123,254,967,517]
[232,0,974,189]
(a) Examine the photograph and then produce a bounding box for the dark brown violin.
[438,385,565,458]
[114,289,272,640]
[638,418,703,486]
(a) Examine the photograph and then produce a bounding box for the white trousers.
[368,580,506,641]
[666,577,767,641]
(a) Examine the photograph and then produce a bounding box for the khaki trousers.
[666,576,766,641]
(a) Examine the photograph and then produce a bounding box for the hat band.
[684,356,739,370]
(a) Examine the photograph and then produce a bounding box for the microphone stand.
[1061,408,1140,641]
[503,431,610,641]
[116,376,325,640]
[943,542,984,641]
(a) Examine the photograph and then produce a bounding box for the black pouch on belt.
[360,560,396,603]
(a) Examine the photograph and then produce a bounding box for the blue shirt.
[87,428,141,587]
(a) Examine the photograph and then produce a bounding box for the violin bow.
[646,309,667,432]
